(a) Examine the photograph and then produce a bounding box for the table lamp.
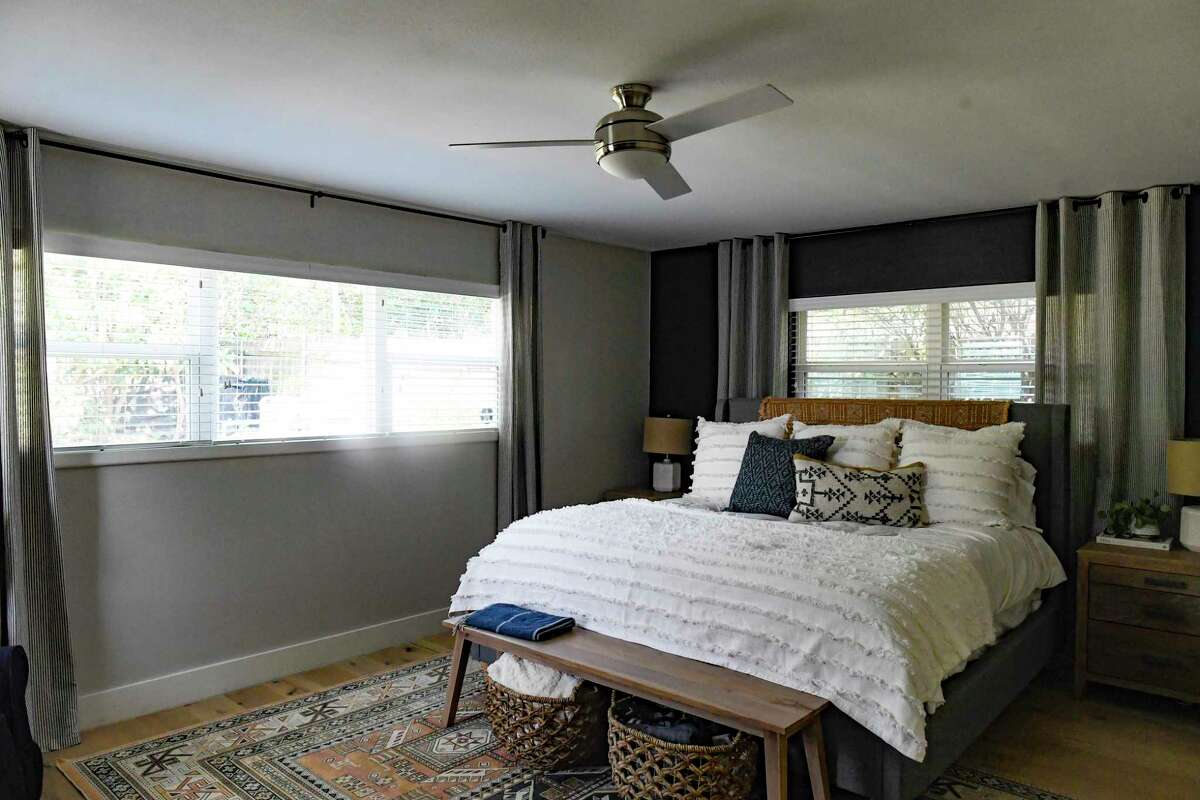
[1168,439,1200,552]
[644,416,692,492]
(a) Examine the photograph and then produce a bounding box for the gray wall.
[44,148,649,701]
[541,234,650,508]
[56,444,497,694]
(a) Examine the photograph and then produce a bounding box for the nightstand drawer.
[1088,621,1200,696]
[1089,583,1200,636]
[1091,564,1200,597]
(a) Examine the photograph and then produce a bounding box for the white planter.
[1130,522,1161,539]
[1180,507,1200,552]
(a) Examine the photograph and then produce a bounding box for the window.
[44,250,501,451]
[790,284,1036,402]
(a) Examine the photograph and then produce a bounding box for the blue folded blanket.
[465,604,575,641]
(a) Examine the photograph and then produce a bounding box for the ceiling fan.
[449,83,793,200]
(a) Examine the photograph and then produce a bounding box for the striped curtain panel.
[714,234,789,421]
[497,221,544,530]
[1035,186,1188,558]
[0,128,79,751]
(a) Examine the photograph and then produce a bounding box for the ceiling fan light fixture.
[449,82,792,201]
[596,146,668,180]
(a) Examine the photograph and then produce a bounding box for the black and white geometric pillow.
[789,455,928,527]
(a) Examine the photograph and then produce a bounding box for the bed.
[453,398,1072,800]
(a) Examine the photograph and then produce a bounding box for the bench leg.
[802,720,831,800]
[763,731,787,800]
[441,628,470,728]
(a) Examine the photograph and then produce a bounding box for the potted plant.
[1099,496,1173,539]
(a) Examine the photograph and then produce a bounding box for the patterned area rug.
[59,655,1072,800]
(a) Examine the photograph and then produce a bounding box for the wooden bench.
[441,618,831,800]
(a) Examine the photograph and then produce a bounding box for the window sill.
[53,428,499,469]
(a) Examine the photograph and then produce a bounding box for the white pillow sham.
[688,414,790,509]
[790,419,901,471]
[1010,457,1038,531]
[895,419,1026,527]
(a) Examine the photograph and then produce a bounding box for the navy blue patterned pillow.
[727,433,835,517]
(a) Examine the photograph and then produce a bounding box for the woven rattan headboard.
[757,397,1011,431]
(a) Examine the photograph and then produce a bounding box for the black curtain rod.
[783,184,1195,241]
[1069,187,1190,211]
[5,132,504,230]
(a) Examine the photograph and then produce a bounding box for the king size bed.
[451,398,1072,800]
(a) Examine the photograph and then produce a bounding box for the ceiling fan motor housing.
[594,83,670,179]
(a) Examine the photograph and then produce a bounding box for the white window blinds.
[790,284,1036,402]
[943,295,1037,402]
[44,252,500,450]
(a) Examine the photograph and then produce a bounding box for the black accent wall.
[650,244,719,420]
[650,198,1200,441]
[649,245,718,486]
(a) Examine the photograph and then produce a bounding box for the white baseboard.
[77,606,449,730]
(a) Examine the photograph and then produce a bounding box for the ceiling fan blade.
[645,162,692,200]
[645,84,793,142]
[448,139,595,149]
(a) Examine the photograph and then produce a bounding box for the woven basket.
[483,674,608,771]
[607,698,758,800]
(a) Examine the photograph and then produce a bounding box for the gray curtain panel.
[1035,186,1188,553]
[497,221,544,530]
[714,233,789,420]
[1,128,79,750]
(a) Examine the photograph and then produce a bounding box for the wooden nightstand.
[1075,542,1200,703]
[601,487,685,502]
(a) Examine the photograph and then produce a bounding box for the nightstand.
[1075,542,1200,702]
[601,487,685,502]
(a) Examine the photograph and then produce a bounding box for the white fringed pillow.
[1009,458,1039,531]
[687,414,790,509]
[895,420,1026,527]
[791,419,901,471]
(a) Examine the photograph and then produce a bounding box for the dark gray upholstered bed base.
[726,399,1072,799]
[772,591,1062,799]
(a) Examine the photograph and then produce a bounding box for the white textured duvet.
[450,500,1065,761]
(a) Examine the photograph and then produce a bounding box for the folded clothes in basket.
[614,695,735,747]
[487,653,582,698]
[465,603,575,641]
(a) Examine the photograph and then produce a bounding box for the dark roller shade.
[789,207,1037,298]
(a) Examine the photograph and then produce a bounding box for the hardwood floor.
[958,665,1200,800]
[44,637,1199,800]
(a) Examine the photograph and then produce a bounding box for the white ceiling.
[3,1,1199,251]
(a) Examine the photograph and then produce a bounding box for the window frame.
[44,233,501,469]
[789,282,1036,402]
